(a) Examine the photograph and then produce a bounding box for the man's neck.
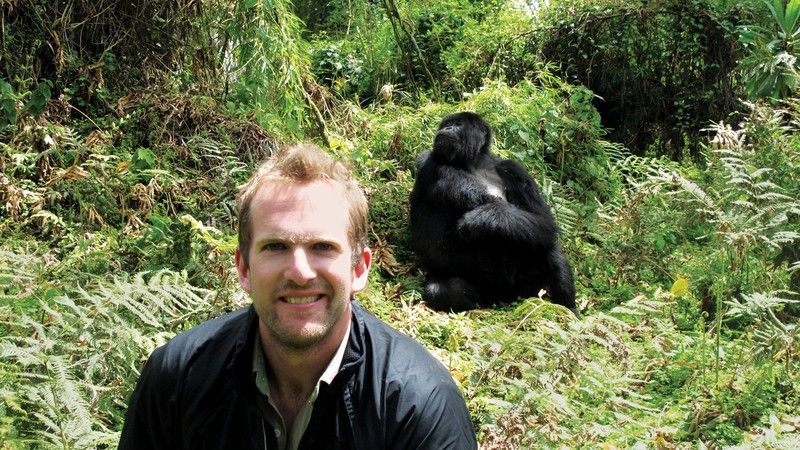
[257,312,351,431]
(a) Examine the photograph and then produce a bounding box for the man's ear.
[235,248,251,293]
[351,247,372,293]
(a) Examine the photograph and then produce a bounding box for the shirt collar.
[252,320,352,395]
[320,319,351,384]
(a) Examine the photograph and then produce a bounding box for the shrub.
[534,0,746,158]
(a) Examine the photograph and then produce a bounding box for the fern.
[0,261,217,448]
[451,293,676,446]
[0,248,40,299]
[646,121,800,263]
[608,145,679,186]
[538,178,579,237]
[726,292,798,367]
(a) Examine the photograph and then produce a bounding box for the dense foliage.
[536,0,745,158]
[2,0,799,448]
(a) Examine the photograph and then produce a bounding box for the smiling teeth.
[284,296,319,304]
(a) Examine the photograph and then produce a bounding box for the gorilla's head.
[433,112,493,166]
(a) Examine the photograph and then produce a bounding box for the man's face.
[235,181,370,351]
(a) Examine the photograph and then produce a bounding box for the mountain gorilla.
[409,112,577,314]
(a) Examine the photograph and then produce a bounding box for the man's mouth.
[282,295,323,305]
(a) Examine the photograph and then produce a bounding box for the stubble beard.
[261,283,349,351]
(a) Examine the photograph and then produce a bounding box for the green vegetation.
[1,0,799,447]
[739,0,800,99]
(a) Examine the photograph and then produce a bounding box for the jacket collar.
[335,301,367,386]
[228,302,367,389]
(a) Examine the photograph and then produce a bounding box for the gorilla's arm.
[456,200,556,249]
[414,151,432,172]
[455,158,559,249]
[546,248,577,313]
[495,159,551,213]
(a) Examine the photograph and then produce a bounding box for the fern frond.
[726,291,798,320]
[538,178,579,237]
[0,341,43,366]
[608,294,667,317]
[0,247,42,300]
[1,264,217,448]
[660,171,718,210]
[645,121,800,262]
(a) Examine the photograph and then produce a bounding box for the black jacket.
[118,302,477,449]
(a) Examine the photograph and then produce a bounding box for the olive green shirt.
[252,324,350,450]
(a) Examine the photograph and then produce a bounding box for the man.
[119,143,477,449]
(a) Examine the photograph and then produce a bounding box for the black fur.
[409,112,577,314]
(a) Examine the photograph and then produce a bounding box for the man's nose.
[285,247,316,284]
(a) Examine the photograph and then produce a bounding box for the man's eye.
[313,242,335,252]
[263,243,286,251]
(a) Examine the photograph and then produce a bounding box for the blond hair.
[237,143,368,267]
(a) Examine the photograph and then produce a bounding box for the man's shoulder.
[351,304,477,448]
[150,306,254,371]
[354,304,452,381]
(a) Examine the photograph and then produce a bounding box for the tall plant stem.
[381,0,440,98]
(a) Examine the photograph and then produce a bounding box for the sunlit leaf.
[670,277,689,298]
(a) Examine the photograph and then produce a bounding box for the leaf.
[21,79,52,117]
[0,79,17,126]
[786,0,800,34]
[670,277,689,298]
[768,0,786,31]
[132,147,157,170]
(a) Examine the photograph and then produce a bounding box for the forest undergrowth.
[2,0,800,448]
